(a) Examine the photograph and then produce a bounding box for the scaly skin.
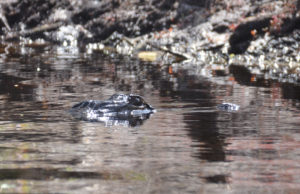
[69,94,155,126]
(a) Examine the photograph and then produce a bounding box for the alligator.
[69,94,155,127]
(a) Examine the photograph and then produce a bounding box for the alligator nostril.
[147,104,154,110]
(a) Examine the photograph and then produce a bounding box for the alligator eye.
[130,96,144,107]
[88,101,96,109]
[109,94,128,103]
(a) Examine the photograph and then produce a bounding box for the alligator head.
[69,94,155,127]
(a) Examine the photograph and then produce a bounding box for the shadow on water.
[230,64,300,101]
[229,64,270,87]
[0,73,35,101]
[157,69,227,162]
[184,110,227,162]
[281,83,300,100]
[0,168,123,180]
[0,122,82,144]
[0,128,81,143]
[203,174,230,184]
[156,69,234,184]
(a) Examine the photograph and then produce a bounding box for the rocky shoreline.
[1,0,300,83]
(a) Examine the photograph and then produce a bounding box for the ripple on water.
[0,48,300,193]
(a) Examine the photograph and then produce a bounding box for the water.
[0,45,300,193]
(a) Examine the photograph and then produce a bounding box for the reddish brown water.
[0,45,300,193]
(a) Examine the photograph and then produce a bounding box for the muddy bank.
[0,0,300,82]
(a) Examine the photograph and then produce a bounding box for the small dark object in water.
[217,103,240,112]
[69,94,155,127]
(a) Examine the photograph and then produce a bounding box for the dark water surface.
[0,45,300,193]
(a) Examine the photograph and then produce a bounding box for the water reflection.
[281,83,300,100]
[71,114,153,127]
[0,46,300,192]
[0,168,122,180]
[0,73,35,101]
[161,63,300,190]
[0,122,82,143]
[166,72,227,162]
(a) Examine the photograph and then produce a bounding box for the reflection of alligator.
[69,94,155,127]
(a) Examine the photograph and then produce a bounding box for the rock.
[229,17,271,54]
